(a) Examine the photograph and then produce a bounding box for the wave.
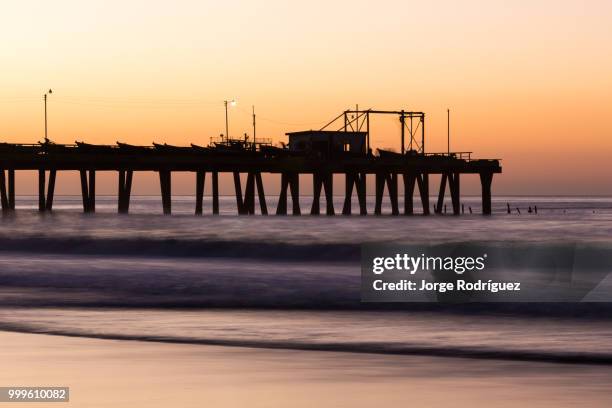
[0,236,361,261]
[1,235,611,261]
[1,239,612,316]
[1,321,612,365]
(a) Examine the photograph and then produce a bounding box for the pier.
[0,109,501,215]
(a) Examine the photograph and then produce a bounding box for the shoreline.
[2,324,612,367]
[2,330,612,407]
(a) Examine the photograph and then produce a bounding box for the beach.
[2,330,612,408]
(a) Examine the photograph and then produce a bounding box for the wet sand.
[1,331,612,407]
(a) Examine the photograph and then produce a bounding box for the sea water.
[1,195,612,365]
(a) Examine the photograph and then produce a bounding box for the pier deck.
[0,143,501,215]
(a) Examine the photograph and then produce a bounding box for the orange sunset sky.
[1,0,611,196]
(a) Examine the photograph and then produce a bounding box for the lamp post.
[223,99,236,142]
[44,89,53,143]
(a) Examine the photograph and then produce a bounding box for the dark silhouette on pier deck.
[0,109,501,216]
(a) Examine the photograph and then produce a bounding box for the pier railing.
[423,152,472,160]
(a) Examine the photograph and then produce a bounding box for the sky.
[1,0,611,196]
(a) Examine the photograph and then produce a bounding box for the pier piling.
[403,172,416,215]
[255,172,268,215]
[39,169,46,211]
[277,173,289,215]
[436,173,447,214]
[342,173,355,215]
[416,173,430,215]
[233,171,245,214]
[8,169,15,210]
[374,172,384,215]
[0,170,9,211]
[449,172,460,215]
[311,172,334,215]
[435,172,460,215]
[289,173,301,215]
[375,172,399,215]
[480,171,493,215]
[159,170,171,215]
[356,173,367,215]
[386,173,399,215]
[80,170,95,213]
[118,170,133,214]
[311,174,320,215]
[36,169,57,212]
[46,170,56,211]
[244,172,255,214]
[195,170,205,215]
[342,173,353,215]
[323,173,334,215]
[277,173,300,215]
[240,172,267,215]
[212,171,219,215]
[0,169,16,211]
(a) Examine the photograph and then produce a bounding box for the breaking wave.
[1,319,612,365]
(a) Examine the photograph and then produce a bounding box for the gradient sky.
[1,0,611,196]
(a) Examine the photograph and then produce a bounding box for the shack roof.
[285,130,367,137]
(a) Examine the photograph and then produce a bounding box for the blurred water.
[8,194,612,216]
[1,195,612,363]
[1,195,612,245]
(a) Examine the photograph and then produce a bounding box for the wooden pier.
[0,109,501,216]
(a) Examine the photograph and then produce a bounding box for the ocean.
[1,195,612,365]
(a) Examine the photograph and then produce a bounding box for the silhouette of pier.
[0,109,501,216]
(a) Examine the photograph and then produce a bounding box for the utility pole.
[400,110,405,154]
[224,100,229,142]
[366,110,370,153]
[447,108,450,156]
[44,89,52,143]
[252,105,256,146]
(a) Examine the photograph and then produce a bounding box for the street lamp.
[44,89,53,143]
[223,99,236,142]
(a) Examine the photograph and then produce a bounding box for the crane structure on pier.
[320,109,426,156]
